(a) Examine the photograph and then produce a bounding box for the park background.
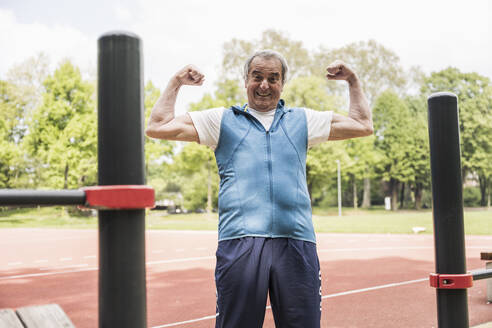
[0,0,491,218]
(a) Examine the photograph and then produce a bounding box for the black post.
[97,32,146,328]
[0,190,85,206]
[427,92,469,328]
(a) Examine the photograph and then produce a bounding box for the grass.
[0,207,97,229]
[0,206,490,235]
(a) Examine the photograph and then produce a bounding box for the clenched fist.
[175,65,205,86]
[326,60,357,84]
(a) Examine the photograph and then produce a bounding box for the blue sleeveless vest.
[214,100,315,243]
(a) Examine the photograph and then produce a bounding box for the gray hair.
[243,50,289,85]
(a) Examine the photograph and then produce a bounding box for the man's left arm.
[326,60,373,140]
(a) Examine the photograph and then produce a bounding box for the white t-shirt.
[188,106,333,150]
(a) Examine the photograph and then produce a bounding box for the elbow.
[145,124,159,138]
[364,124,374,136]
[145,127,154,138]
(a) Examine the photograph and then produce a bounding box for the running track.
[0,229,491,327]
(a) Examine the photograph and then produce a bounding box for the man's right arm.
[145,65,204,142]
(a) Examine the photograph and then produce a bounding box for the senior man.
[146,50,372,328]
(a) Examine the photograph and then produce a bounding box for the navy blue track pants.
[215,237,321,328]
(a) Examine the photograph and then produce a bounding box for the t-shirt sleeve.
[304,108,333,148]
[187,107,225,150]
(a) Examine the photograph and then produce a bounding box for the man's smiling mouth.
[256,91,271,97]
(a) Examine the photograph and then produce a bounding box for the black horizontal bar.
[471,269,492,281]
[0,189,86,206]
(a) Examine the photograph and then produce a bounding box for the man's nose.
[259,79,269,89]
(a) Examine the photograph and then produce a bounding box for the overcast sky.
[1,0,490,113]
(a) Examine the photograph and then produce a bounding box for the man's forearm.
[147,77,182,129]
[347,75,372,131]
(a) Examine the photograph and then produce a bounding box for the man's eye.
[254,76,262,81]
[269,78,278,83]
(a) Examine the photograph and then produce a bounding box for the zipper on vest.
[266,130,274,236]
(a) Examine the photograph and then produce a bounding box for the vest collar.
[231,100,288,132]
[232,99,288,114]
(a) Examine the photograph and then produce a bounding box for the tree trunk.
[488,185,491,209]
[361,177,371,208]
[390,178,398,211]
[479,174,488,207]
[353,178,358,209]
[414,183,423,210]
[206,158,212,213]
[399,182,405,209]
[63,164,69,189]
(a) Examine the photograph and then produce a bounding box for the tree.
[0,80,33,188]
[404,95,431,209]
[0,54,50,188]
[6,53,50,113]
[221,29,311,83]
[421,68,492,206]
[23,60,97,189]
[312,40,407,104]
[313,40,408,208]
[343,136,381,208]
[171,143,219,211]
[373,90,415,210]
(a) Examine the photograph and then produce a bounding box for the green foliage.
[171,143,218,210]
[282,76,343,110]
[2,206,492,236]
[373,91,414,182]
[23,60,97,188]
[463,186,481,207]
[0,80,30,188]
[307,141,350,204]
[188,79,247,111]
[422,68,492,205]
[221,29,311,83]
[313,40,407,104]
[1,30,489,213]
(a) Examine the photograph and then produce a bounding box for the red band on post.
[82,185,155,209]
[429,273,473,289]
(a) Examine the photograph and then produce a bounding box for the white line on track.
[84,255,96,259]
[39,264,88,271]
[0,256,215,280]
[152,250,164,254]
[320,277,428,299]
[147,256,214,265]
[7,262,22,266]
[0,235,94,246]
[150,277,429,327]
[152,314,219,328]
[60,258,72,261]
[0,267,98,280]
[319,246,432,252]
[318,245,490,252]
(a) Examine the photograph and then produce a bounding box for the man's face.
[245,57,283,111]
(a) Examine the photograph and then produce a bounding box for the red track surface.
[0,228,490,327]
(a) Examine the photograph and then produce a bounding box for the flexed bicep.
[328,113,373,141]
[146,113,199,142]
